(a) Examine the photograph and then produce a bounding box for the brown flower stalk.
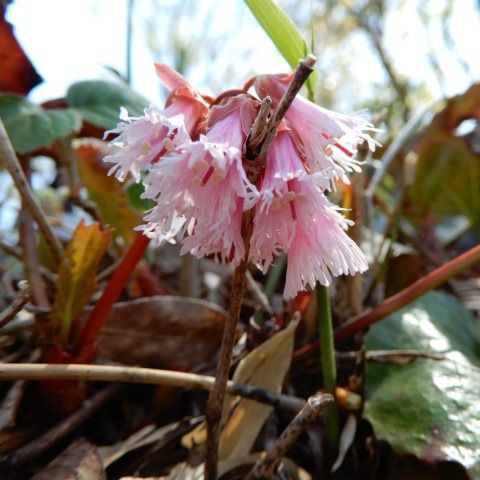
[204,55,316,480]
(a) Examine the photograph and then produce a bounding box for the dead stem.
[0,363,306,414]
[19,206,50,309]
[245,392,333,479]
[0,384,121,468]
[0,120,63,263]
[0,281,31,329]
[204,55,316,480]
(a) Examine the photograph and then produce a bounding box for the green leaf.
[365,292,480,476]
[245,0,316,97]
[75,139,141,243]
[67,81,148,129]
[52,220,111,344]
[0,94,81,154]
[126,181,154,212]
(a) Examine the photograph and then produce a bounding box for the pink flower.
[103,106,190,182]
[139,95,259,263]
[250,131,368,299]
[103,64,208,182]
[254,73,378,184]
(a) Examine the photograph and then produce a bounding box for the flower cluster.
[104,64,378,299]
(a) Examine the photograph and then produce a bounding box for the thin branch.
[0,281,31,329]
[19,206,50,309]
[205,55,316,480]
[0,120,63,263]
[0,363,306,413]
[0,239,22,260]
[335,244,480,341]
[0,384,120,468]
[245,392,333,479]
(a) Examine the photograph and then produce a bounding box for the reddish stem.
[73,233,150,362]
[293,244,480,362]
[335,245,480,340]
[335,244,480,341]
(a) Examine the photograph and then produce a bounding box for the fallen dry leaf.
[80,296,227,370]
[31,438,105,480]
[218,317,300,461]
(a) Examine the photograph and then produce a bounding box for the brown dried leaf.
[0,380,25,431]
[98,422,180,468]
[86,296,227,370]
[32,438,105,480]
[218,318,299,461]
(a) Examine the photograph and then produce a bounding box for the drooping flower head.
[250,130,368,298]
[254,73,379,185]
[105,63,378,299]
[140,94,259,264]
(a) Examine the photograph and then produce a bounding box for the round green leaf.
[365,292,480,476]
[0,94,82,154]
[67,81,148,129]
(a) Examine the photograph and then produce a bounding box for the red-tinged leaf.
[0,9,42,94]
[406,84,480,226]
[51,220,111,344]
[74,138,141,244]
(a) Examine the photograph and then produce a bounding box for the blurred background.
[7,0,480,132]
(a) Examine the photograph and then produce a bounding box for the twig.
[0,120,63,263]
[365,349,446,364]
[335,244,480,341]
[365,104,434,200]
[0,239,22,260]
[0,384,120,468]
[0,363,306,413]
[204,55,316,480]
[246,270,272,315]
[0,281,31,329]
[245,392,333,479]
[19,206,50,309]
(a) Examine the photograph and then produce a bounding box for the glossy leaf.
[75,139,141,243]
[365,292,480,476]
[0,95,81,153]
[67,81,147,129]
[52,220,111,344]
[245,0,316,97]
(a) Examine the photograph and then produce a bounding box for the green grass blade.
[245,0,317,97]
